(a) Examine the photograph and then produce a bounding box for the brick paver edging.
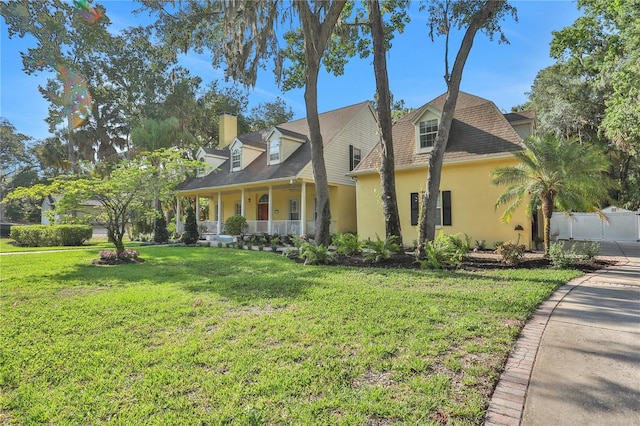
[482,257,628,426]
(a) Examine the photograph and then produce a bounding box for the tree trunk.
[303,64,332,246]
[67,114,78,173]
[295,1,347,246]
[541,194,554,256]
[417,1,504,258]
[369,0,402,246]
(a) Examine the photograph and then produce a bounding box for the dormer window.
[269,138,280,164]
[231,148,241,171]
[419,119,438,149]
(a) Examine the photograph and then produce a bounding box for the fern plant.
[363,235,400,263]
[420,231,468,269]
[299,241,334,265]
[332,233,364,256]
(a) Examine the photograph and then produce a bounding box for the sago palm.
[492,133,614,255]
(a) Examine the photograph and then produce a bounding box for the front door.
[258,202,269,221]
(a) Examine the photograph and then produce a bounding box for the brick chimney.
[218,112,238,149]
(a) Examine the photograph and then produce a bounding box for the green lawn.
[0,246,581,425]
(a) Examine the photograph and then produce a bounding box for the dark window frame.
[410,190,452,227]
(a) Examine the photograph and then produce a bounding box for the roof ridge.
[284,100,371,126]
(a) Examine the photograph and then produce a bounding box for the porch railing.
[177,220,220,235]
[178,219,337,237]
[199,220,220,233]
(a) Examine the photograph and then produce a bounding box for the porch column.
[300,182,307,236]
[176,197,182,233]
[195,197,200,224]
[241,188,246,217]
[217,192,223,234]
[268,185,273,234]
[208,196,215,221]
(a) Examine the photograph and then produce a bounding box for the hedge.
[10,225,93,247]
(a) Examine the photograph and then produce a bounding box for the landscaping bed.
[294,250,612,273]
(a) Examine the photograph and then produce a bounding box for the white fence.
[550,211,640,241]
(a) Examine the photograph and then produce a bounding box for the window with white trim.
[269,138,280,164]
[231,148,241,170]
[289,199,300,220]
[349,145,362,171]
[419,119,438,149]
[234,201,242,216]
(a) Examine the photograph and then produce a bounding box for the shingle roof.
[354,92,525,173]
[504,110,536,123]
[201,147,228,157]
[178,102,371,192]
[277,101,371,145]
[274,126,308,142]
[236,131,267,149]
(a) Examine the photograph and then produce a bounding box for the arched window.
[258,194,269,203]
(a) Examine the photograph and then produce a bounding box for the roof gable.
[178,102,373,192]
[354,91,525,173]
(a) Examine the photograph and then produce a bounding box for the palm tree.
[492,133,615,255]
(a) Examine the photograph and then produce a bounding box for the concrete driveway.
[485,241,640,426]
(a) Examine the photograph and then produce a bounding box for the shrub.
[10,226,54,246]
[495,242,526,265]
[99,249,139,262]
[270,235,281,252]
[167,222,179,240]
[281,246,300,259]
[549,241,579,268]
[455,233,472,253]
[332,232,364,256]
[292,235,308,249]
[420,231,468,269]
[578,241,600,261]
[363,234,400,263]
[10,225,92,247]
[56,225,93,246]
[299,241,334,265]
[181,206,199,244]
[474,239,487,251]
[154,210,169,244]
[224,215,248,236]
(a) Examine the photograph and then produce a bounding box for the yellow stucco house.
[176,102,379,237]
[350,92,537,249]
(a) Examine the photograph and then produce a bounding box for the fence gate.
[550,211,640,241]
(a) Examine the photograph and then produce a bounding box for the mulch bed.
[296,251,614,272]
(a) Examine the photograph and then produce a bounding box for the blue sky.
[1,0,582,143]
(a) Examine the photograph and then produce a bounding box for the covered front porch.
[177,179,341,237]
